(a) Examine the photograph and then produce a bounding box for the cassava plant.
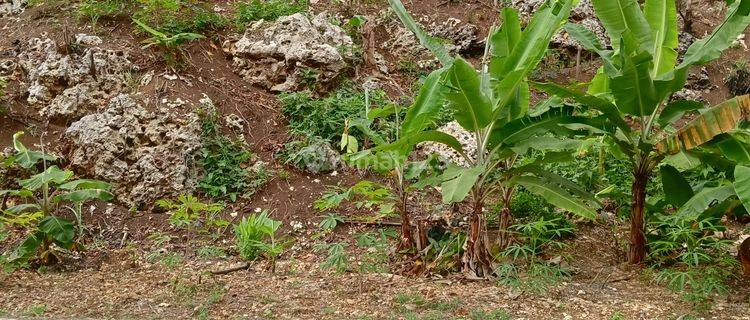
[386,0,599,277]
[536,0,750,264]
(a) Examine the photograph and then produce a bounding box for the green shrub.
[234,0,308,29]
[155,194,227,232]
[234,210,286,265]
[197,106,269,201]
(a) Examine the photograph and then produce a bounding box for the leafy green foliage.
[313,242,348,273]
[234,210,287,267]
[155,195,227,232]
[495,261,570,294]
[197,106,268,201]
[234,0,308,29]
[502,216,573,260]
[78,0,128,26]
[277,136,338,173]
[355,229,395,273]
[279,85,396,143]
[1,132,113,267]
[313,181,395,221]
[133,0,227,34]
[132,18,205,64]
[318,213,344,232]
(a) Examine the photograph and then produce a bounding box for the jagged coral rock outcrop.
[0,0,25,15]
[64,94,201,207]
[225,13,353,92]
[16,35,133,121]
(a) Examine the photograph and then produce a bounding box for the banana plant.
[1,132,113,266]
[536,0,750,263]
[385,0,600,277]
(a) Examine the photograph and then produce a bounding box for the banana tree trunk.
[497,188,515,250]
[396,190,415,251]
[462,199,493,277]
[628,157,651,264]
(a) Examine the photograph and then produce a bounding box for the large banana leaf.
[644,0,678,77]
[660,0,750,90]
[444,58,493,132]
[660,164,694,207]
[592,0,654,51]
[533,82,630,133]
[490,0,573,114]
[675,185,737,220]
[488,106,581,149]
[714,132,750,164]
[657,100,705,127]
[12,132,57,169]
[19,166,73,191]
[509,175,598,219]
[400,68,447,136]
[440,164,485,204]
[563,23,616,73]
[735,165,750,212]
[387,0,452,66]
[489,8,522,77]
[656,95,750,154]
[610,51,659,116]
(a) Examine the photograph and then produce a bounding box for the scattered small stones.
[224,13,354,93]
[671,67,715,103]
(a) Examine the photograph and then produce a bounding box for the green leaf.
[386,0,452,65]
[532,82,629,133]
[660,165,694,207]
[657,100,705,127]
[38,215,75,246]
[440,165,484,204]
[489,106,581,148]
[509,176,597,220]
[715,132,750,165]
[4,204,41,215]
[444,58,493,132]
[610,51,658,116]
[734,165,750,213]
[592,0,654,51]
[19,166,73,191]
[489,8,523,76]
[675,185,737,220]
[401,68,447,136]
[53,189,114,203]
[133,18,167,39]
[12,131,57,169]
[376,130,465,157]
[9,231,43,262]
[491,0,574,114]
[644,0,679,76]
[58,179,112,191]
[677,0,750,71]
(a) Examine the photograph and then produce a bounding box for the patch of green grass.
[78,0,128,26]
[196,245,227,259]
[610,312,626,320]
[234,0,308,29]
[146,251,184,268]
[133,0,228,35]
[23,304,46,317]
